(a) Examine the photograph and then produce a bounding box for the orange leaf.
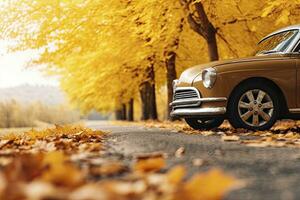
[134,157,165,173]
[42,152,83,187]
[167,165,186,184]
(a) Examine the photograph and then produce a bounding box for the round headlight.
[202,68,217,89]
[173,79,179,90]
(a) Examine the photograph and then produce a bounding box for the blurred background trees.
[0,0,299,121]
[0,100,80,128]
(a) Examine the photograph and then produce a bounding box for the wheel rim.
[238,89,274,127]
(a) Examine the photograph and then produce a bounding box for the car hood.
[178,54,287,85]
[211,54,287,68]
[178,64,208,85]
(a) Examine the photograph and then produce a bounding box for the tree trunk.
[139,65,158,120]
[127,99,134,121]
[148,65,158,120]
[166,51,177,120]
[186,2,219,61]
[115,103,127,120]
[149,85,158,120]
[140,81,151,120]
[207,33,219,61]
[121,104,127,120]
[115,109,123,120]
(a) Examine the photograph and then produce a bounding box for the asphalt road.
[87,121,300,200]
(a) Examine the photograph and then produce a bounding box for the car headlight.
[173,79,179,91]
[202,68,217,89]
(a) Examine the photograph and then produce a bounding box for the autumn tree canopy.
[0,0,299,120]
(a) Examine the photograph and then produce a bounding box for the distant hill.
[0,85,67,105]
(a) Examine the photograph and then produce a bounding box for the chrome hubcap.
[238,89,274,127]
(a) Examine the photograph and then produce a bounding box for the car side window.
[294,40,300,53]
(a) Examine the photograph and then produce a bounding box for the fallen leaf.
[90,162,128,176]
[32,140,57,152]
[134,157,166,173]
[103,180,147,196]
[69,184,110,200]
[175,169,242,200]
[244,142,269,147]
[42,152,84,187]
[192,158,204,167]
[167,165,186,184]
[136,152,167,159]
[4,153,44,182]
[175,147,185,158]
[221,135,240,142]
[0,140,11,149]
[24,181,66,200]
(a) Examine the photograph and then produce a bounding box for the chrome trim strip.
[289,108,300,113]
[170,97,227,107]
[170,98,200,107]
[171,107,226,117]
[201,97,227,102]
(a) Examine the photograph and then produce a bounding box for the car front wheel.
[228,82,279,130]
[185,118,224,130]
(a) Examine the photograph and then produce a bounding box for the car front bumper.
[170,107,226,118]
[170,87,227,118]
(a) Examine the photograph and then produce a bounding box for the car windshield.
[255,30,299,55]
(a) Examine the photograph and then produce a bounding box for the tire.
[228,80,280,130]
[185,117,224,130]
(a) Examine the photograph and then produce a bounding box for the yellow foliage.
[0,0,299,117]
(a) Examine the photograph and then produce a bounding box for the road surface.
[87,121,300,200]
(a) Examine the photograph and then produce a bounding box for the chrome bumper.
[171,107,226,117]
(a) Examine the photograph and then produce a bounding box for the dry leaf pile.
[0,126,241,200]
[141,120,300,148]
[0,153,241,200]
[0,125,105,160]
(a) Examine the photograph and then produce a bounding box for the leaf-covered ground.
[0,125,241,200]
[130,120,300,148]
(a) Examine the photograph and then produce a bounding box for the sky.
[0,44,59,88]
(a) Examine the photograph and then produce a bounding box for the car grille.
[174,88,200,101]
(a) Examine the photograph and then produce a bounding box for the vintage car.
[171,24,300,130]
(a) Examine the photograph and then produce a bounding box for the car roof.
[260,24,300,43]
